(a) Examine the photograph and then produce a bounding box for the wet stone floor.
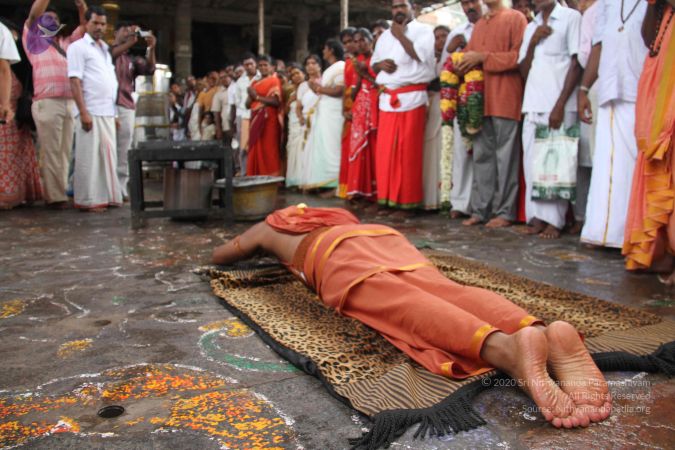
[0,191,673,449]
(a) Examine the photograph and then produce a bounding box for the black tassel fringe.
[592,341,675,377]
[349,381,488,450]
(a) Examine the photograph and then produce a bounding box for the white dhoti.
[73,116,122,209]
[581,100,637,248]
[522,112,578,230]
[116,106,136,198]
[422,91,442,210]
[449,121,473,215]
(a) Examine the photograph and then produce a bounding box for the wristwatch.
[580,86,590,93]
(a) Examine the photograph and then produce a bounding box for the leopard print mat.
[198,252,672,416]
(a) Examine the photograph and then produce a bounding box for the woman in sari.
[0,20,42,209]
[298,55,322,189]
[247,55,283,177]
[623,0,675,282]
[300,39,345,194]
[285,64,308,188]
[347,28,378,202]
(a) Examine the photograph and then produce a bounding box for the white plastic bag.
[531,125,579,201]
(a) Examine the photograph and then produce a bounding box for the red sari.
[347,56,378,199]
[248,75,283,176]
[337,56,359,198]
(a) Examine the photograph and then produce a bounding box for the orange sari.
[248,75,283,176]
[623,14,675,270]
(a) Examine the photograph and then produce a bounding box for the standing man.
[183,75,200,140]
[233,54,260,176]
[67,6,121,212]
[371,0,436,214]
[197,71,220,137]
[23,0,87,209]
[519,0,582,239]
[212,72,232,144]
[111,22,156,201]
[444,0,483,219]
[577,0,647,248]
[228,65,243,175]
[457,0,528,228]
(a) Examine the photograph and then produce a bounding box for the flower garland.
[440,52,485,138]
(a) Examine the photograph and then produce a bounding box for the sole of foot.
[485,218,513,228]
[499,327,583,428]
[545,321,611,424]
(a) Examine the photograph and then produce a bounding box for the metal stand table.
[128,141,233,229]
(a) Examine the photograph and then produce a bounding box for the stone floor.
[0,191,673,450]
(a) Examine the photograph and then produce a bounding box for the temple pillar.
[340,0,349,29]
[258,0,265,55]
[174,0,192,79]
[293,5,309,63]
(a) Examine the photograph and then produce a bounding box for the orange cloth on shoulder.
[265,205,361,234]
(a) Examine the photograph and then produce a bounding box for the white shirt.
[371,20,436,112]
[67,33,118,117]
[592,0,648,105]
[440,21,474,70]
[235,71,260,119]
[211,85,230,132]
[0,22,20,65]
[519,4,581,113]
[578,0,600,68]
[227,82,237,110]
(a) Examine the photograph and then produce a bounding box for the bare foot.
[47,201,70,210]
[450,210,467,220]
[657,272,675,286]
[568,221,583,235]
[522,218,546,235]
[463,216,482,226]
[545,321,611,424]
[80,207,107,213]
[482,328,582,428]
[485,217,513,228]
[390,209,414,220]
[319,189,337,199]
[539,224,562,239]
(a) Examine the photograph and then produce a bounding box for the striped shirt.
[22,24,85,101]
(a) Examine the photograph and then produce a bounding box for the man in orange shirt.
[457,0,527,228]
[212,205,611,429]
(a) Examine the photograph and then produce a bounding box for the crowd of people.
[0,0,673,277]
[0,0,156,212]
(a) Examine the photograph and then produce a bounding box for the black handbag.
[14,70,35,131]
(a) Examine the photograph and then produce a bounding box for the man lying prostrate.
[212,204,611,428]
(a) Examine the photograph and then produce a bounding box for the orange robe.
[266,206,539,379]
[623,16,675,270]
[248,75,283,176]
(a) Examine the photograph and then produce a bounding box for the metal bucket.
[163,168,214,212]
[215,176,284,221]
